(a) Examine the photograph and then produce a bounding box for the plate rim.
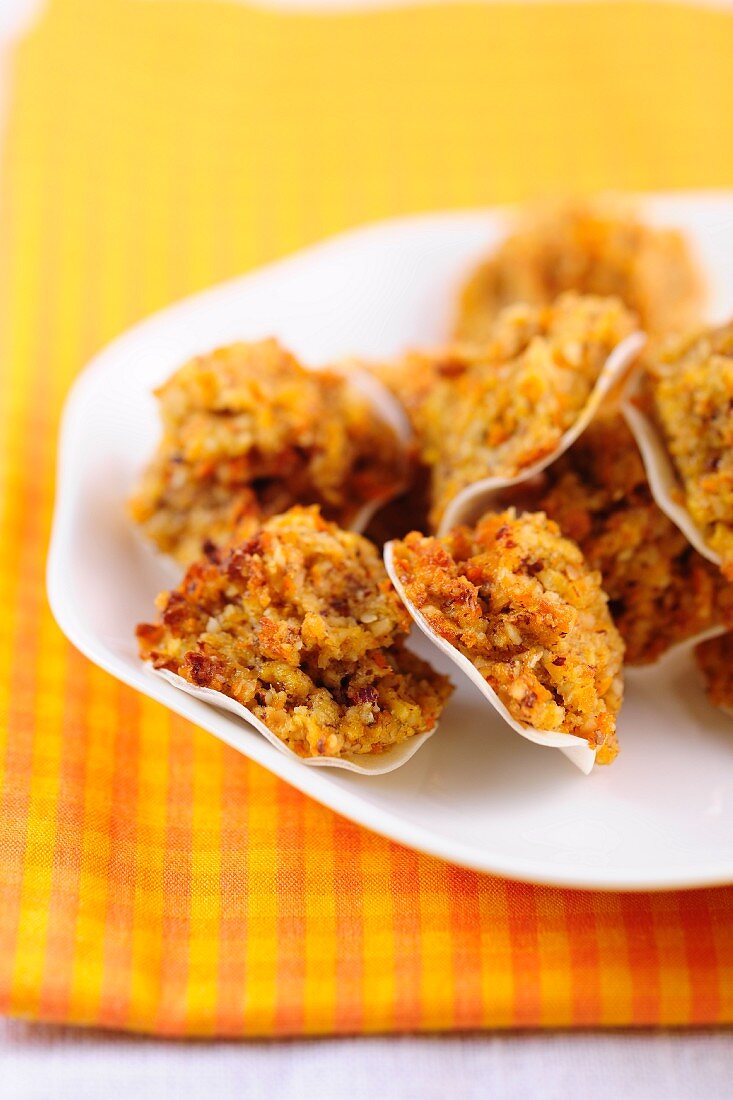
[47,196,733,892]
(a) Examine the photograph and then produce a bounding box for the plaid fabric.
[1,0,733,1036]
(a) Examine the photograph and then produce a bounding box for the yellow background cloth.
[1,0,732,1036]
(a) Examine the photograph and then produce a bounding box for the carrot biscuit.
[130,339,408,564]
[398,293,636,528]
[695,633,733,715]
[389,510,624,763]
[534,414,729,665]
[137,506,452,759]
[455,197,703,343]
[642,323,733,578]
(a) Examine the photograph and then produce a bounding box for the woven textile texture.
[1,0,732,1036]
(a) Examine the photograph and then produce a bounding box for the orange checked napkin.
[1,0,733,1036]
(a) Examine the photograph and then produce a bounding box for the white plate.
[48,192,733,891]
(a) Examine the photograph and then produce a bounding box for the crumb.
[642,322,733,578]
[137,506,452,758]
[454,196,703,342]
[390,509,624,763]
[129,339,408,564]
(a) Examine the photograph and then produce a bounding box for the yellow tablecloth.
[0,0,732,1036]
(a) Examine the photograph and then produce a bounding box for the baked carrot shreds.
[390,509,624,763]
[137,506,452,758]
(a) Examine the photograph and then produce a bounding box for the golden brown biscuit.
[137,506,452,758]
[390,509,624,763]
[130,339,408,563]
[534,414,730,664]
[387,293,636,528]
[642,322,733,578]
[455,197,703,342]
